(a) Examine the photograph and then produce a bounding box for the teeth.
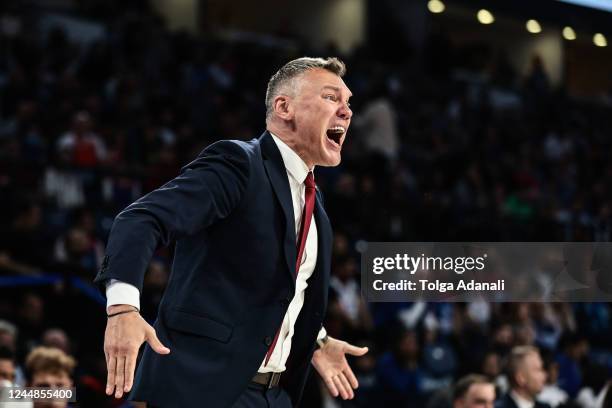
[328,126,345,133]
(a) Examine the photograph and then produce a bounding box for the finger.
[323,374,339,397]
[333,375,349,400]
[336,373,353,399]
[344,366,359,389]
[338,373,354,399]
[106,355,117,395]
[146,328,171,354]
[124,351,138,392]
[115,355,126,398]
[344,344,369,356]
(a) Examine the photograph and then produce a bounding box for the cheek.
[298,101,318,116]
[301,102,330,123]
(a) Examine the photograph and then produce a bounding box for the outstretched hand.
[311,336,368,400]
[104,305,170,398]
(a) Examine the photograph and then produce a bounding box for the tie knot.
[305,172,315,189]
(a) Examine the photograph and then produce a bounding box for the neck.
[267,125,314,169]
[512,388,535,403]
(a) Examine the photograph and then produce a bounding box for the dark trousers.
[144,383,292,408]
[231,383,293,408]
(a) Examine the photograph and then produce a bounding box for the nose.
[337,102,352,120]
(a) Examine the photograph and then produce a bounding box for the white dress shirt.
[106,133,326,373]
[510,390,536,408]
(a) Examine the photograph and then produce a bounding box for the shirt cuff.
[317,326,327,341]
[105,279,140,312]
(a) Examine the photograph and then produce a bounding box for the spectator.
[376,329,425,407]
[353,81,400,164]
[480,350,508,395]
[53,227,102,273]
[350,340,379,408]
[56,112,107,168]
[17,294,46,353]
[453,374,496,408]
[0,347,16,385]
[422,315,457,391]
[25,347,76,408]
[41,329,71,355]
[575,365,609,408]
[0,201,48,275]
[492,323,514,357]
[0,337,26,388]
[556,335,589,398]
[496,346,550,408]
[329,255,373,337]
[524,56,550,97]
[538,361,568,408]
[0,321,17,353]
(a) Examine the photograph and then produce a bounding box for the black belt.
[251,371,282,389]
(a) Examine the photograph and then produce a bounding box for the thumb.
[145,327,171,355]
[344,343,369,356]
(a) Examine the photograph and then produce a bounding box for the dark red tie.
[264,171,316,366]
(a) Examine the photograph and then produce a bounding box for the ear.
[516,372,525,387]
[273,95,294,121]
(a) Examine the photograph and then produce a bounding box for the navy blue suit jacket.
[94,131,333,407]
[495,394,552,408]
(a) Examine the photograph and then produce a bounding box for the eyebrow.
[322,85,352,98]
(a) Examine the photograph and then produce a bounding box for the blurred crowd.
[0,1,611,407]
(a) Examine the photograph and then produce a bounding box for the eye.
[324,94,338,102]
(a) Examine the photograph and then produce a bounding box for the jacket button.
[264,336,273,346]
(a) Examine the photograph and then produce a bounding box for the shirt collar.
[510,390,535,408]
[270,132,312,184]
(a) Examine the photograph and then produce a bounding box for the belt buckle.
[267,372,280,389]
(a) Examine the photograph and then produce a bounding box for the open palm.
[312,336,368,400]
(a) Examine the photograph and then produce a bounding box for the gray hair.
[265,57,346,119]
[0,320,17,337]
[506,345,539,388]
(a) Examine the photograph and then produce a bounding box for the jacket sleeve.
[93,140,251,293]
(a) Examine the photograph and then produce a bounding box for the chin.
[322,155,341,167]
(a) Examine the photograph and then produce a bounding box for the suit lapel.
[313,189,331,302]
[260,132,298,284]
[505,394,520,408]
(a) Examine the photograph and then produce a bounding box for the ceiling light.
[593,33,607,47]
[526,19,542,34]
[562,26,576,40]
[428,0,445,14]
[477,9,495,25]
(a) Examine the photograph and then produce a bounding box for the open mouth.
[326,126,345,147]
